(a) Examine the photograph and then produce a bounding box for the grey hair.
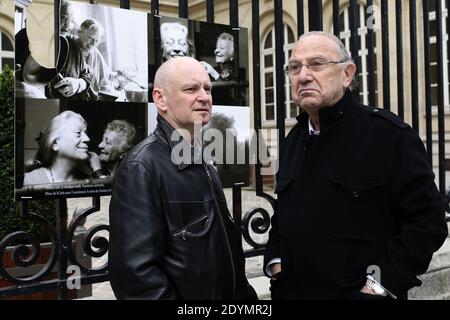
[79,18,104,38]
[217,32,234,43]
[105,120,137,152]
[298,31,358,90]
[35,111,87,167]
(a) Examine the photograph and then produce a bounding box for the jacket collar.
[155,114,211,170]
[295,89,357,135]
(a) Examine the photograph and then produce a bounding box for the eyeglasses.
[284,59,348,75]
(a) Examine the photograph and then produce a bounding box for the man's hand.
[54,77,83,97]
[271,263,282,280]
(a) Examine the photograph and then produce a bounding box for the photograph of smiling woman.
[15,98,146,199]
[23,110,91,185]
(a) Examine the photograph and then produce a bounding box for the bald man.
[109,57,256,300]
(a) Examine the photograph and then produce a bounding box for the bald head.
[152,57,212,136]
[153,57,205,91]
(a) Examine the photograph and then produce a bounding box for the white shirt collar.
[308,117,320,135]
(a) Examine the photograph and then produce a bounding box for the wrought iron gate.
[1,0,449,299]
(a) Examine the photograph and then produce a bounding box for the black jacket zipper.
[203,163,236,298]
[173,215,209,240]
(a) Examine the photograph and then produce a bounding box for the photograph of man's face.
[160,22,190,61]
[77,20,103,52]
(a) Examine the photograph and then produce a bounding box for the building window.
[261,24,296,122]
[338,4,378,105]
[15,5,27,33]
[428,2,449,109]
[0,31,14,72]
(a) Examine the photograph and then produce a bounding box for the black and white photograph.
[148,15,249,106]
[194,21,249,106]
[15,98,146,200]
[147,102,251,188]
[148,15,196,97]
[15,0,148,103]
[204,105,250,188]
[14,0,53,100]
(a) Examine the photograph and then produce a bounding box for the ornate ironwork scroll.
[0,204,59,284]
[67,196,109,274]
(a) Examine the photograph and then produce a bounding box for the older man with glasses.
[264,31,448,300]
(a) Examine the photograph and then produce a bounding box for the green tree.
[0,66,56,243]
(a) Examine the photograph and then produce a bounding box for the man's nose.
[197,89,210,101]
[298,65,313,82]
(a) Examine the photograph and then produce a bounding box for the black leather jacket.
[109,115,253,300]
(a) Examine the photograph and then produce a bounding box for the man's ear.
[343,63,356,88]
[152,88,167,113]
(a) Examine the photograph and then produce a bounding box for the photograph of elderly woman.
[15,98,146,200]
[16,0,148,103]
[194,22,249,106]
[147,15,249,106]
[147,15,195,100]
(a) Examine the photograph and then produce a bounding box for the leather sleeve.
[377,127,449,296]
[108,160,178,299]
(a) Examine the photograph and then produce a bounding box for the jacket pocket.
[172,214,211,240]
[331,176,386,200]
[327,235,378,288]
[164,199,215,240]
[330,176,387,236]
[331,177,386,213]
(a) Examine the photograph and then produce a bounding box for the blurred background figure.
[89,119,137,178]
[24,111,91,185]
